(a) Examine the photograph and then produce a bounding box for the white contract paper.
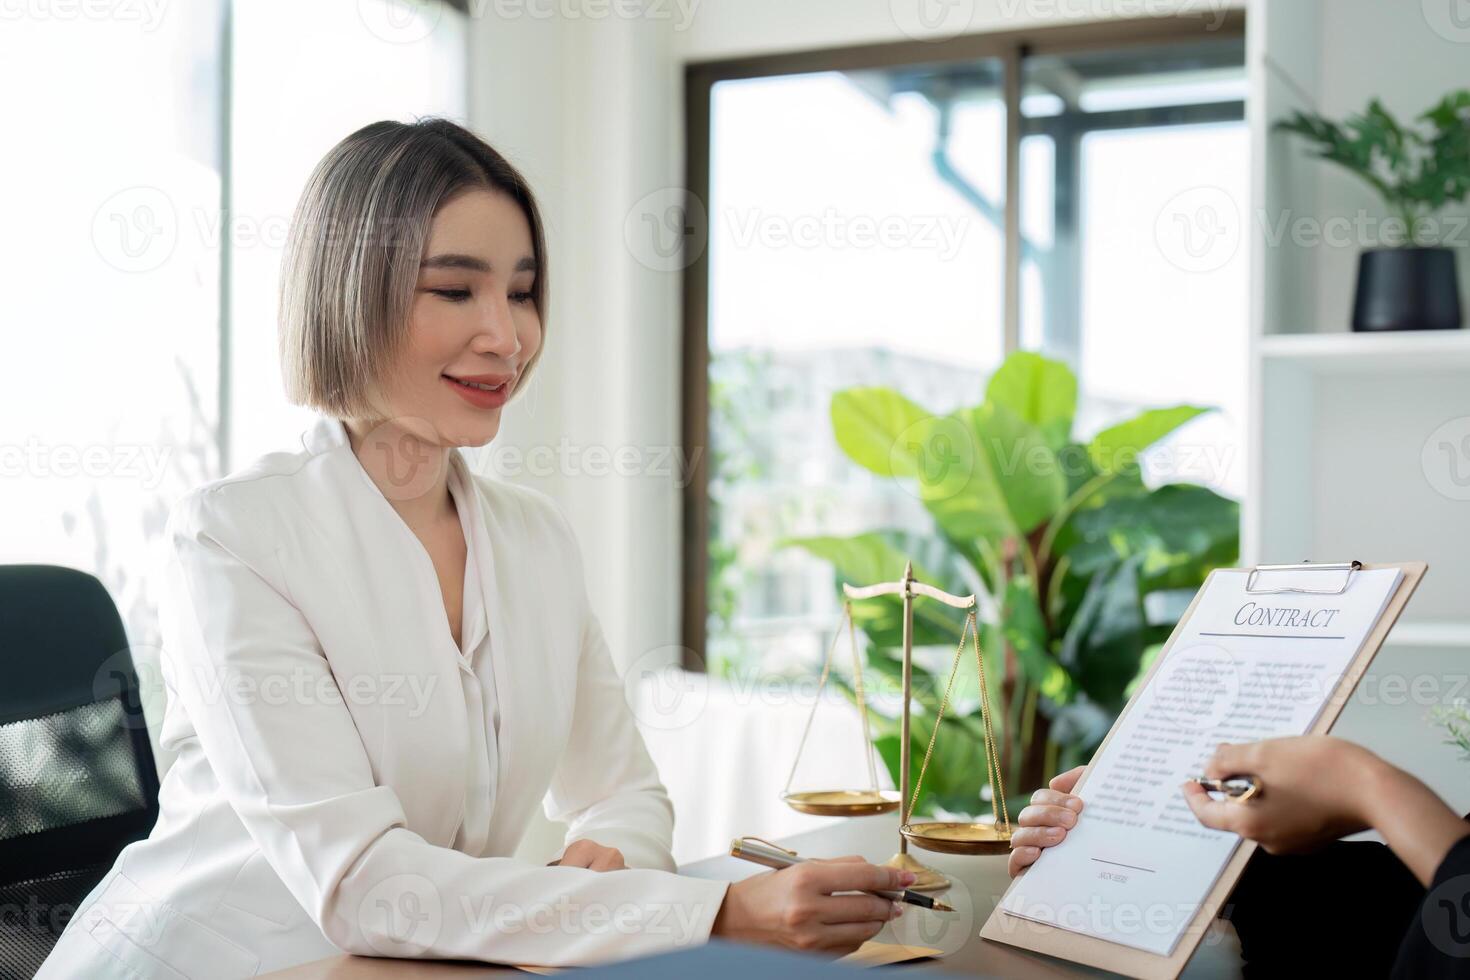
[999,565,1403,956]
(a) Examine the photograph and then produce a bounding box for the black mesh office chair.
[0,565,161,979]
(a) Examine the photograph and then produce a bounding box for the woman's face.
[377,187,541,447]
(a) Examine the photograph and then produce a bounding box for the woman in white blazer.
[37,118,912,978]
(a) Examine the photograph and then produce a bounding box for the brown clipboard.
[979,560,1427,980]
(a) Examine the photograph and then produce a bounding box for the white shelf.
[1386,621,1470,648]
[1260,330,1470,374]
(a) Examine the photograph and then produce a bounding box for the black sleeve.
[1225,839,1424,978]
[1392,832,1470,979]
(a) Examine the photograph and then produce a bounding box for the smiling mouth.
[443,374,511,392]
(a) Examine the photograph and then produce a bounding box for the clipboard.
[978,560,1427,980]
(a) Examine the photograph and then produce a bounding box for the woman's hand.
[548,838,626,871]
[1179,736,1379,854]
[711,855,911,955]
[1007,766,1086,878]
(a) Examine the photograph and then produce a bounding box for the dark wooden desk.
[264,814,1242,978]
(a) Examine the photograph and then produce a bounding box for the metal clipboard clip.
[1244,560,1362,595]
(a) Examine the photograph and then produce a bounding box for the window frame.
[678,11,1247,670]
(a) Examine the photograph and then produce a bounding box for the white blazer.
[38,415,730,979]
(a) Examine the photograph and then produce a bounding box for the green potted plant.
[1276,91,1469,332]
[783,352,1239,816]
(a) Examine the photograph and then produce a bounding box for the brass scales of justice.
[780,561,1012,892]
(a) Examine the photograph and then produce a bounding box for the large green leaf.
[860,648,992,746]
[1086,406,1207,475]
[874,711,992,817]
[1057,555,1147,711]
[920,403,1067,541]
[1054,483,1239,587]
[830,387,934,478]
[1002,576,1053,689]
[984,351,1077,450]
[780,530,971,648]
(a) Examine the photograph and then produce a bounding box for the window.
[1020,39,1248,497]
[0,5,227,685]
[702,63,1007,676]
[686,21,1247,678]
[0,3,467,753]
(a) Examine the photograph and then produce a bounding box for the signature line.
[1091,858,1156,873]
[1198,632,1346,640]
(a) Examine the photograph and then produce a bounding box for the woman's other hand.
[1007,765,1086,879]
[1180,736,1378,854]
[548,838,627,871]
[711,855,910,955]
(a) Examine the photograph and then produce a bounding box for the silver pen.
[729,837,956,912]
[1193,774,1263,803]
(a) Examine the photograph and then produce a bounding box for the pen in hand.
[729,837,956,912]
[1192,774,1263,803]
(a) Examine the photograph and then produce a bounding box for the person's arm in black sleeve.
[1393,829,1470,978]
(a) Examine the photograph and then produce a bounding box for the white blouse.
[446,451,502,857]
[35,414,730,978]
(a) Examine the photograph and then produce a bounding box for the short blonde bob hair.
[279,117,548,421]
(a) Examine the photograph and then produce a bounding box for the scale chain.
[846,600,880,792]
[783,600,881,797]
[905,609,1009,834]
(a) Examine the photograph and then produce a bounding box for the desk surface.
[263,814,1242,978]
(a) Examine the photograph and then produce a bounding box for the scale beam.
[841,580,975,609]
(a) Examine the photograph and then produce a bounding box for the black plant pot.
[1352,246,1463,332]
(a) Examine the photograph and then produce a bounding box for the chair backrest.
[0,564,161,978]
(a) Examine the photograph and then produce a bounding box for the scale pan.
[781,789,902,816]
[901,821,1011,855]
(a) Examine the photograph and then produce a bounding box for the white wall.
[468,7,687,861]
[1312,0,1470,332]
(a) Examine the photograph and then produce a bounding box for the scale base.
[881,851,950,892]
